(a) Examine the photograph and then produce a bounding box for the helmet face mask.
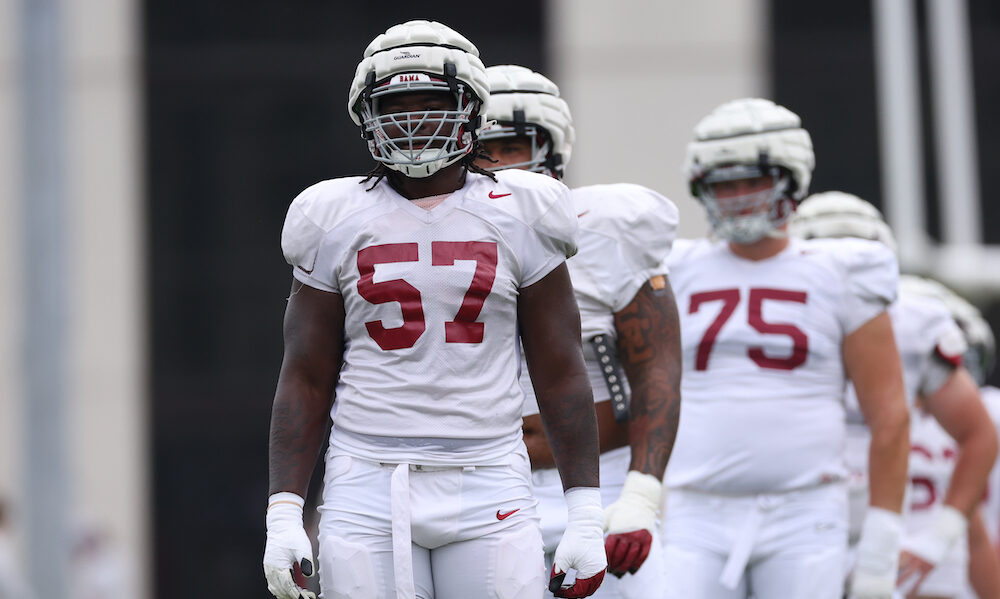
[964,338,996,387]
[360,75,477,177]
[479,65,575,179]
[479,122,555,176]
[347,21,490,179]
[694,164,795,244]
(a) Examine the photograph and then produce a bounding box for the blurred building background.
[0,0,998,597]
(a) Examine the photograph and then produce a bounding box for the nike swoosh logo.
[488,191,512,199]
[496,508,520,520]
[577,210,590,218]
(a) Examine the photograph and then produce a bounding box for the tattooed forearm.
[614,278,683,477]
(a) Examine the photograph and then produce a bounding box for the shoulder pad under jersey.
[281,177,370,272]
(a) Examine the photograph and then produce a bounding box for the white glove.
[901,505,966,565]
[550,487,607,598]
[849,507,903,599]
[604,471,661,576]
[263,492,317,599]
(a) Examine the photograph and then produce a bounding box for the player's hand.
[550,487,607,598]
[603,471,661,577]
[849,507,903,599]
[263,492,317,599]
[895,551,934,597]
[896,505,966,597]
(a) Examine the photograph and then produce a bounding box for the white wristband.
[851,507,903,596]
[857,507,903,565]
[620,471,662,509]
[605,471,661,534]
[266,492,305,527]
[565,487,604,525]
[903,505,967,565]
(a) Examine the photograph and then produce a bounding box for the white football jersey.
[281,169,577,463]
[843,289,965,539]
[903,409,969,594]
[520,183,678,416]
[665,237,897,494]
[981,385,1000,547]
[907,410,960,526]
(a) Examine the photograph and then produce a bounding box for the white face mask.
[360,78,477,178]
[478,123,555,177]
[696,165,794,244]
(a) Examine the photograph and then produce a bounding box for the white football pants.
[661,483,848,599]
[317,447,544,599]
[533,446,668,599]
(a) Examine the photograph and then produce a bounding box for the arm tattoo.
[614,279,683,477]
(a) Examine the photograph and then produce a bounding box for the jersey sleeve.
[280,178,364,293]
[490,169,578,287]
[838,239,899,334]
[921,305,967,396]
[572,184,679,312]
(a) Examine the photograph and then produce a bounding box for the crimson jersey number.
[689,287,809,371]
[909,444,957,511]
[356,241,498,350]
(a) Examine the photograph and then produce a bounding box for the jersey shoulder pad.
[801,237,898,331]
[801,237,898,304]
[482,169,577,258]
[572,183,679,267]
[896,291,967,365]
[281,177,368,272]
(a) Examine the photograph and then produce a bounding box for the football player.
[960,301,1000,599]
[475,65,682,598]
[662,99,910,599]
[894,277,1000,599]
[888,278,999,599]
[263,21,607,599]
[790,193,999,598]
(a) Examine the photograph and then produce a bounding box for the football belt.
[589,335,629,422]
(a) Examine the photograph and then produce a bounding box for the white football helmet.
[684,98,815,244]
[479,65,575,179]
[789,191,898,253]
[900,274,996,386]
[347,20,490,178]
